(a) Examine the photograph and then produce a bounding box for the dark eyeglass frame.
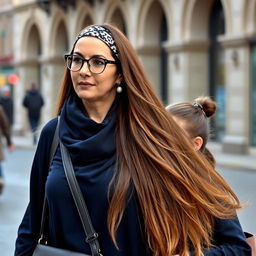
[64,54,117,74]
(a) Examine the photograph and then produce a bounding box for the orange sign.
[0,75,6,86]
[8,74,19,85]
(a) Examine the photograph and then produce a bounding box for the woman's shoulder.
[40,117,58,136]
[38,117,58,145]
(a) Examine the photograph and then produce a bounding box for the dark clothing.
[23,89,44,119]
[0,96,13,125]
[0,106,12,182]
[0,106,12,161]
[15,94,251,256]
[29,118,39,133]
[23,88,44,144]
[204,218,251,255]
[15,94,147,256]
[29,117,40,145]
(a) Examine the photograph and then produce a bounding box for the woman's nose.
[79,61,91,75]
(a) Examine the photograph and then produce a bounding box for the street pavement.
[217,167,256,235]
[0,148,32,255]
[0,144,255,255]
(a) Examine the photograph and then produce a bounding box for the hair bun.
[194,97,217,118]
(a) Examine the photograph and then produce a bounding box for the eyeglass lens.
[66,55,107,74]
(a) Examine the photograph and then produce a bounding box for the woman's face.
[70,36,121,106]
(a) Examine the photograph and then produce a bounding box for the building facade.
[0,0,256,154]
[0,0,15,100]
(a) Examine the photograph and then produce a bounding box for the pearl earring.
[116,85,122,93]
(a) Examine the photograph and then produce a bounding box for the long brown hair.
[57,24,241,256]
[166,96,217,167]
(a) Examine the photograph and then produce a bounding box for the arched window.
[26,24,42,89]
[27,25,41,58]
[251,43,256,145]
[160,15,168,104]
[142,1,168,103]
[81,16,93,31]
[110,8,126,35]
[208,0,225,141]
[54,21,68,55]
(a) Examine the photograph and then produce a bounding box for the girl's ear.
[193,136,203,151]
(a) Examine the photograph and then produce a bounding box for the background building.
[0,0,256,154]
[0,0,15,106]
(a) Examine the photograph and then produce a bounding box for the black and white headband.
[76,25,119,60]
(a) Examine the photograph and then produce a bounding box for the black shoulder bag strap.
[39,117,102,256]
[39,117,60,244]
[60,142,102,256]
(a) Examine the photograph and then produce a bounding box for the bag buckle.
[97,250,103,256]
[38,235,48,245]
[86,233,98,243]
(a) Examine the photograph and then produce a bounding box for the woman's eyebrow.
[73,52,84,57]
[73,51,107,59]
[93,54,108,58]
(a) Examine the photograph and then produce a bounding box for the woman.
[15,24,251,256]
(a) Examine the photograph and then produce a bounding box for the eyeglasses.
[64,54,117,74]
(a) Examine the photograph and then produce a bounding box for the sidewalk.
[208,142,256,171]
[13,135,36,150]
[12,135,256,171]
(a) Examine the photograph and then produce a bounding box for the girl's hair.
[166,96,217,166]
[57,24,241,256]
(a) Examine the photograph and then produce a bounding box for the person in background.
[22,83,44,145]
[166,96,255,255]
[15,24,251,256]
[0,105,14,194]
[0,85,14,127]
[166,96,216,166]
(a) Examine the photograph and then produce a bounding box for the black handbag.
[33,244,90,256]
[33,118,102,256]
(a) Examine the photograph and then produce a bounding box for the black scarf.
[59,93,117,168]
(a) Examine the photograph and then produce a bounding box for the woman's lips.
[78,82,94,88]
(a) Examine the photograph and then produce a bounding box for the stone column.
[40,56,65,124]
[136,45,161,97]
[220,37,250,154]
[164,40,209,104]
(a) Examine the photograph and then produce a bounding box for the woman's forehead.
[74,36,112,56]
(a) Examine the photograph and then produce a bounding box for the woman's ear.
[115,74,123,85]
[193,136,203,151]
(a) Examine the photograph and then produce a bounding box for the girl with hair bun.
[167,96,255,255]
[166,96,217,166]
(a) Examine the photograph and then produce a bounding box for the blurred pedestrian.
[0,85,14,127]
[0,105,14,194]
[15,24,251,256]
[167,96,255,255]
[22,83,44,145]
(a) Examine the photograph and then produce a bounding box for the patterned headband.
[76,25,119,59]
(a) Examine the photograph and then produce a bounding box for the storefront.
[0,55,15,94]
[251,43,256,146]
